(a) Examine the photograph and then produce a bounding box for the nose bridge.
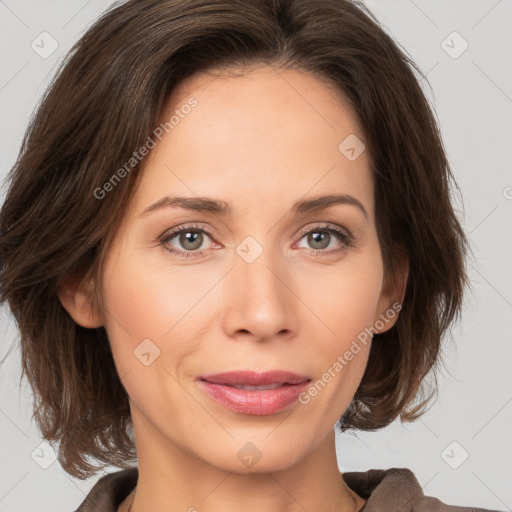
[222,234,295,340]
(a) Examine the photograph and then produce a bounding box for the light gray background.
[1,1,511,510]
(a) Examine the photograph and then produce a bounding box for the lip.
[198,370,311,416]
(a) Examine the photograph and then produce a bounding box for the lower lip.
[198,380,310,415]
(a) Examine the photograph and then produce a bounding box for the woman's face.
[95,66,400,473]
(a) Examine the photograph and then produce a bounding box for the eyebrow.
[140,193,368,219]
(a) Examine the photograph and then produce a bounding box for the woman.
[0,0,501,511]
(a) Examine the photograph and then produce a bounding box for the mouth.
[197,370,312,415]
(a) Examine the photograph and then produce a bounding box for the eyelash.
[159,222,354,259]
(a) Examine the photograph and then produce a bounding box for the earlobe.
[57,273,103,328]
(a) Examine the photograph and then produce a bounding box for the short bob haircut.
[0,0,469,479]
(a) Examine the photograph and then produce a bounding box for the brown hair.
[0,0,469,479]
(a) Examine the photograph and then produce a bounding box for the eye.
[159,222,354,259]
[160,224,217,258]
[295,223,354,256]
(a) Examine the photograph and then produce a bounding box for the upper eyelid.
[296,222,352,239]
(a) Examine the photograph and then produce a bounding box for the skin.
[60,66,407,512]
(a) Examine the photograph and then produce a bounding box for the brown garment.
[74,466,501,512]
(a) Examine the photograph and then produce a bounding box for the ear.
[57,272,103,328]
[373,250,409,334]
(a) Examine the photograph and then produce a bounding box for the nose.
[220,241,297,343]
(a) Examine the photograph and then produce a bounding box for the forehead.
[131,66,373,220]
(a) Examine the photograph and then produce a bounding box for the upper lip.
[199,370,311,386]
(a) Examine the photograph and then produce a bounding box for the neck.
[120,412,364,512]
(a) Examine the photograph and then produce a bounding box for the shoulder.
[74,467,138,512]
[342,467,503,512]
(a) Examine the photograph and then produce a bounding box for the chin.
[198,435,310,474]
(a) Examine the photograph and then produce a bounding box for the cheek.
[99,255,202,419]
[296,251,383,407]
[297,251,384,345]
[100,250,219,372]
[100,254,172,368]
